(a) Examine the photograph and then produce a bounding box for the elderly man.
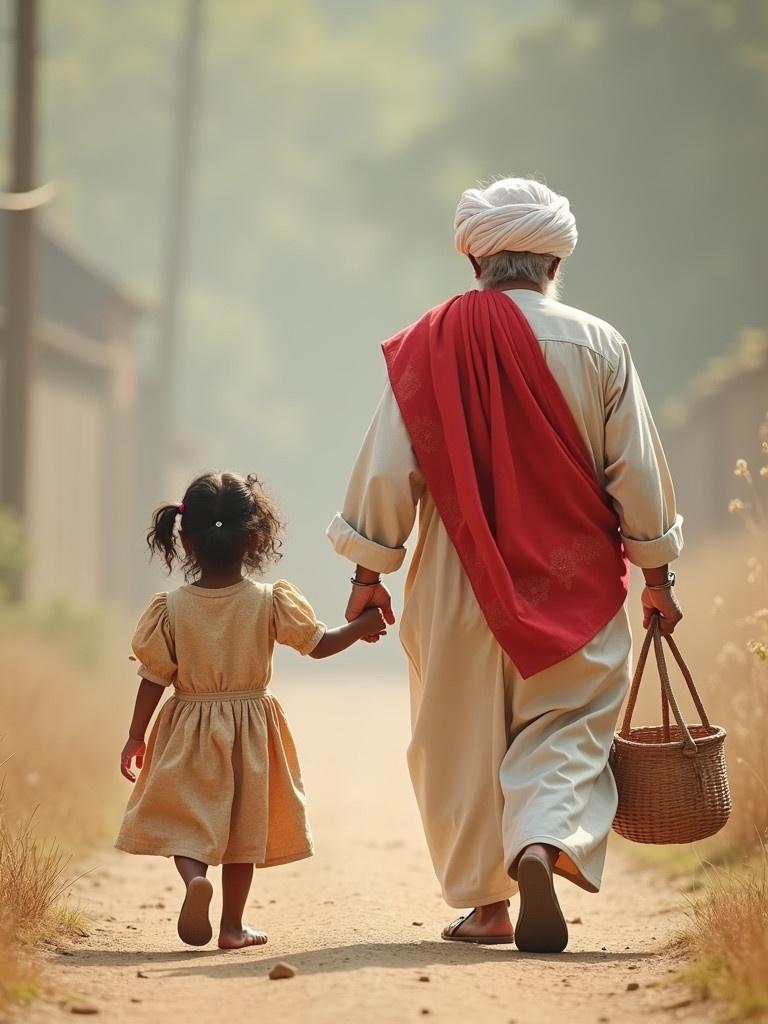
[327,178,683,952]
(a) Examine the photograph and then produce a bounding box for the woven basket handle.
[619,615,706,756]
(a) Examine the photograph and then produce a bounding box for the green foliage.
[0,508,30,599]
[0,594,114,669]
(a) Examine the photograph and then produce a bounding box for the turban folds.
[454,178,577,259]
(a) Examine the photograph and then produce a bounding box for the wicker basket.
[612,616,731,844]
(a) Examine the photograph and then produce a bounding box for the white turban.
[454,178,577,259]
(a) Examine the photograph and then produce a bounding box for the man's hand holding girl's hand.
[346,572,396,643]
[120,736,146,782]
[346,581,395,626]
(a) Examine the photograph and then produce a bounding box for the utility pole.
[152,0,203,496]
[0,0,38,599]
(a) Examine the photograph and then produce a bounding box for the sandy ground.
[19,673,712,1024]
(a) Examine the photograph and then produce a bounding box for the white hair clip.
[215,521,223,528]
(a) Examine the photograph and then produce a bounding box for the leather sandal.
[441,907,514,944]
[514,848,568,953]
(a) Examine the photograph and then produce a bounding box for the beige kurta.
[328,288,683,907]
[115,578,326,866]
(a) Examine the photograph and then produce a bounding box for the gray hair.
[476,250,560,295]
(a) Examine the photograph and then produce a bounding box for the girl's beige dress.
[115,578,325,867]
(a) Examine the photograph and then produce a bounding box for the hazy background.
[1,0,767,664]
[1,0,767,960]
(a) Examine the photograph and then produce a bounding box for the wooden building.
[661,328,768,546]
[0,217,145,604]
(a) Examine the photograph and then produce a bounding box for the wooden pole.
[152,0,203,496]
[1,0,38,599]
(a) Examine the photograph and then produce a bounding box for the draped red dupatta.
[383,289,628,678]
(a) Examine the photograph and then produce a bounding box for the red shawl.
[383,289,628,678]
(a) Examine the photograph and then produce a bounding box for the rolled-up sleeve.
[327,383,425,574]
[603,341,684,568]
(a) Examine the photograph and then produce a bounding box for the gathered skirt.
[115,688,313,866]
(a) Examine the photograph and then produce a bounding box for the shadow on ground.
[63,941,658,977]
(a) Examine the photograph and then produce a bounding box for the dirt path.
[22,674,709,1024]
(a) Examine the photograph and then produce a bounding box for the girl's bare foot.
[218,863,261,949]
[177,875,213,946]
[218,925,268,949]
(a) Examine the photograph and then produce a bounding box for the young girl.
[115,471,385,949]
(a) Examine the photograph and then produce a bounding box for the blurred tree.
[352,0,768,390]
[0,0,764,622]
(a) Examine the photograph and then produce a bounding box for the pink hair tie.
[177,501,185,515]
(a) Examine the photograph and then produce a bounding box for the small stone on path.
[566,916,582,924]
[419,975,430,982]
[68,1006,99,1016]
[412,921,423,926]
[626,982,640,991]
[269,962,297,980]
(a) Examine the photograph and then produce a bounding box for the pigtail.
[147,503,182,573]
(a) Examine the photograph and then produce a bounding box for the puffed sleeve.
[271,579,326,655]
[129,593,177,687]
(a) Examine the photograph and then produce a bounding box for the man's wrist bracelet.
[350,576,381,587]
[645,570,676,591]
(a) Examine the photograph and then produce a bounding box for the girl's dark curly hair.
[147,472,283,580]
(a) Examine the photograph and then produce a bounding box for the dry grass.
[0,603,132,1010]
[625,432,768,856]
[0,801,88,1006]
[664,534,768,854]
[631,420,768,1017]
[680,851,768,1019]
[0,802,83,942]
[0,615,131,845]
[0,913,39,1008]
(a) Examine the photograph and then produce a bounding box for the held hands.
[120,736,146,782]
[346,580,396,643]
[355,606,388,643]
[642,585,683,636]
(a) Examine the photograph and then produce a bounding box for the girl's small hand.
[358,606,387,642]
[346,581,395,644]
[120,737,146,782]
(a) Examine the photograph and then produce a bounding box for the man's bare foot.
[442,899,514,942]
[218,925,268,949]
